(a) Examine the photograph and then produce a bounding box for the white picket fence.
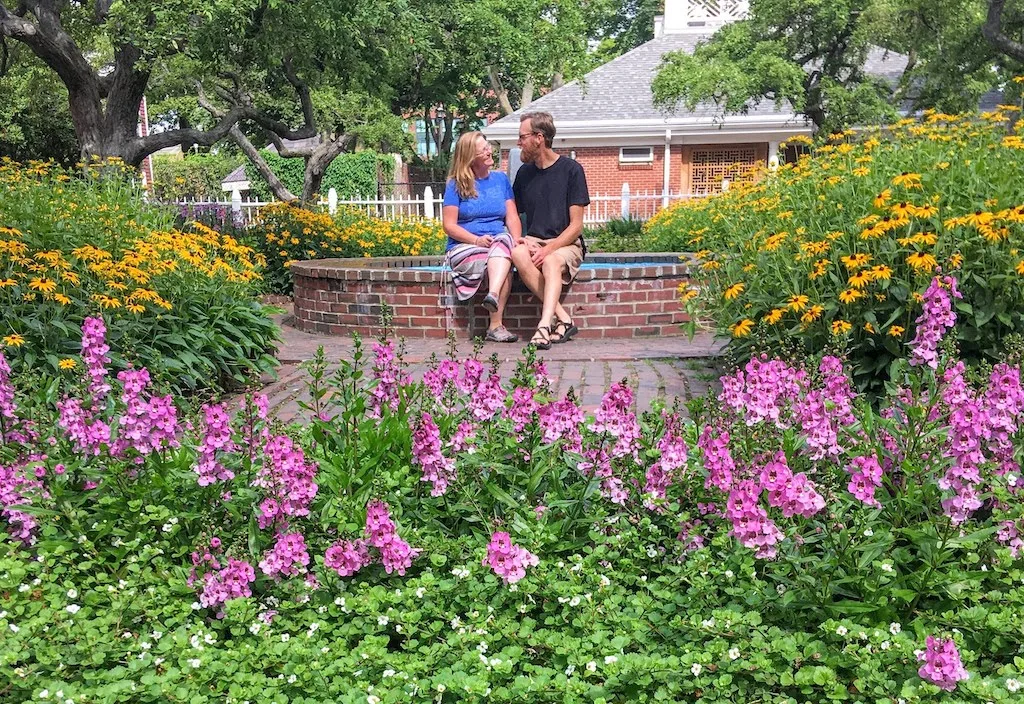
[172,183,694,226]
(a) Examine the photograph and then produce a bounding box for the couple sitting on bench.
[441,112,590,350]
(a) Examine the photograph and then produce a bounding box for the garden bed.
[290,253,692,339]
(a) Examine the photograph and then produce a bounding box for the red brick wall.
[501,146,682,198]
[291,258,691,340]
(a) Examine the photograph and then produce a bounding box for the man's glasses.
[517,131,539,143]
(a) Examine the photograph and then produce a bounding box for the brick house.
[483,0,907,209]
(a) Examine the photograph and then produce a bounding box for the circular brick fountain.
[290,253,692,340]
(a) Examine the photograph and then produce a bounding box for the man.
[511,112,590,350]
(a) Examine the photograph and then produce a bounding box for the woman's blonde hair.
[447,131,489,200]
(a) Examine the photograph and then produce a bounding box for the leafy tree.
[0,42,77,163]
[651,0,905,134]
[587,0,661,65]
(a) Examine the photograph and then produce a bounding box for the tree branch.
[487,65,514,115]
[282,56,316,130]
[227,124,297,202]
[983,0,1024,63]
[131,104,248,161]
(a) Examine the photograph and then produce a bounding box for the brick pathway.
[254,307,725,423]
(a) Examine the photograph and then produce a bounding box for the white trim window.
[619,146,654,164]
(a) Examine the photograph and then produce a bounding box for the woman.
[442,131,522,343]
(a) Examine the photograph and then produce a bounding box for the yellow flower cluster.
[258,201,445,267]
[649,109,1024,347]
[0,158,263,345]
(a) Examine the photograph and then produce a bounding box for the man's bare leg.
[511,244,570,325]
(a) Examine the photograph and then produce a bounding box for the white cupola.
[656,0,750,36]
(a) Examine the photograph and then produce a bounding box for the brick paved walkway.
[255,307,725,424]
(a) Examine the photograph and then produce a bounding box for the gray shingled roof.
[491,35,911,125]
[222,164,248,184]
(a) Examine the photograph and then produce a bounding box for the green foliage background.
[245,150,396,201]
[152,153,246,201]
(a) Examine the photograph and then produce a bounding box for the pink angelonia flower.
[411,412,456,496]
[80,316,112,400]
[469,373,506,421]
[369,340,409,419]
[720,355,805,427]
[112,368,179,458]
[451,420,477,453]
[725,480,784,559]
[504,386,539,433]
[0,352,16,430]
[198,558,256,611]
[846,455,884,508]
[538,396,585,452]
[698,425,735,492]
[363,500,419,575]
[483,531,539,584]
[0,461,43,544]
[324,539,372,577]
[909,276,961,370]
[457,358,485,394]
[195,403,235,487]
[258,532,310,579]
[254,435,318,529]
[917,635,969,691]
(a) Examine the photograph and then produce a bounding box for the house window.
[619,147,654,164]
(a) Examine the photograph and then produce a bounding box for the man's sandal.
[529,325,552,351]
[550,318,579,344]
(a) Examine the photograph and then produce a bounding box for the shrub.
[644,111,1024,389]
[587,216,646,252]
[1,299,1022,701]
[0,158,278,392]
[246,150,395,201]
[254,202,445,294]
[151,152,246,201]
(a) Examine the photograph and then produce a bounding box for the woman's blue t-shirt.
[442,172,514,251]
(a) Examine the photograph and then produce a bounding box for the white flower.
[880,562,894,573]
[367,697,381,704]
[204,633,216,645]
[1007,679,1021,693]
[436,684,446,693]
[452,567,470,579]
[586,661,597,672]
[776,584,786,595]
[691,663,702,676]
[858,631,868,640]
[10,624,20,633]
[646,547,657,558]
[383,669,396,677]
[836,626,848,636]
[724,570,734,579]
[65,604,80,615]
[281,633,290,642]
[188,658,201,668]
[701,618,716,629]
[599,575,611,588]
[477,641,488,653]
[66,589,77,599]
[140,642,151,650]
[415,587,426,598]
[190,602,201,610]
[18,584,29,593]
[154,657,165,667]
[287,675,297,684]
[151,631,163,640]
[161,523,173,533]
[863,529,874,537]
[728,647,741,660]
[880,641,891,650]
[249,623,261,635]
[321,647,330,654]
[569,596,581,607]
[334,597,345,606]
[377,616,389,626]
[889,622,901,635]
[39,690,49,699]
[604,655,618,664]
[489,658,502,667]
[565,664,576,676]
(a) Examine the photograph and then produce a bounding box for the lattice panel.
[685,0,750,21]
[689,145,760,195]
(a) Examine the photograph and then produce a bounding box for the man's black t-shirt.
[513,156,590,240]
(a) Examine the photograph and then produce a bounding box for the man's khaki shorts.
[523,236,584,284]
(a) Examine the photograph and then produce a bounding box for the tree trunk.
[228,125,297,202]
[983,0,1024,62]
[487,65,515,115]
[1,3,245,167]
[301,134,354,203]
[440,110,454,154]
[520,75,535,110]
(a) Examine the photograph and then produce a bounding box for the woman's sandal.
[550,318,579,344]
[529,325,552,351]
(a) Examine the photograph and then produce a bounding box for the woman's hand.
[475,235,494,248]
